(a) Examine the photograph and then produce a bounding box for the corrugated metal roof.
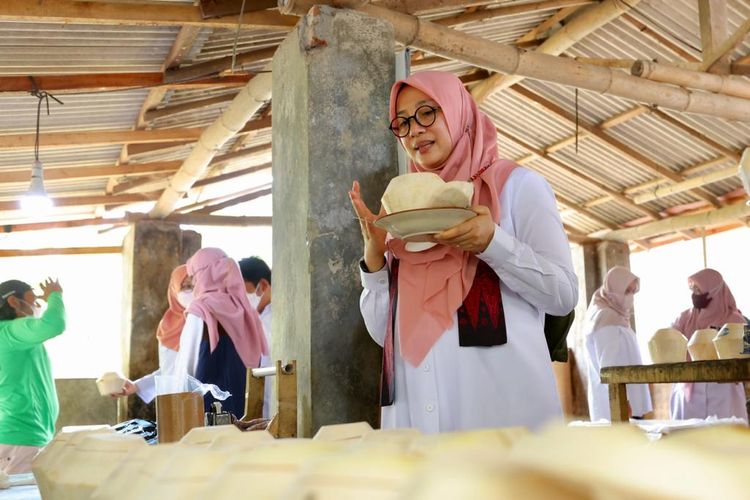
[0,22,178,75]
[0,145,123,171]
[0,89,149,134]
[0,0,747,246]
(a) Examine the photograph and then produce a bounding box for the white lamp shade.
[20,159,53,211]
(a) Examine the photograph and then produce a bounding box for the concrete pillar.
[119,221,201,421]
[272,6,397,437]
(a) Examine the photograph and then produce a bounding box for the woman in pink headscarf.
[349,71,578,432]
[118,249,267,418]
[584,266,652,421]
[113,264,191,398]
[670,268,748,421]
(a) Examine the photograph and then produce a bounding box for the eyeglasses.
[389,105,440,138]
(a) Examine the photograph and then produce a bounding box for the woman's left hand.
[433,205,495,254]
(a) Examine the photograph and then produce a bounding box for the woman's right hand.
[349,181,387,272]
[110,379,138,398]
[39,278,62,302]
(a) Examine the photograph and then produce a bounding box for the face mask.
[177,291,194,308]
[622,293,634,312]
[692,292,712,309]
[247,292,261,309]
[19,300,43,319]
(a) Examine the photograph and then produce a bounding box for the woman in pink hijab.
[670,268,748,421]
[584,266,652,421]
[349,71,578,432]
[118,249,267,418]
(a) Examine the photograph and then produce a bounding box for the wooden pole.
[633,60,750,100]
[469,0,642,102]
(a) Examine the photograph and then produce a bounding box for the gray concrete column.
[272,6,398,437]
[119,221,201,421]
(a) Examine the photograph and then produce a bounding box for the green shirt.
[0,292,66,447]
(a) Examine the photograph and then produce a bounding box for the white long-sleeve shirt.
[360,168,578,433]
[134,313,204,403]
[585,324,652,421]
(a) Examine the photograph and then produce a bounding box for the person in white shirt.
[239,256,273,419]
[584,266,652,421]
[348,71,577,433]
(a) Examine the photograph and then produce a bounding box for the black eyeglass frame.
[389,105,441,138]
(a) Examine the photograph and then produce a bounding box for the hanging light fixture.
[20,79,62,212]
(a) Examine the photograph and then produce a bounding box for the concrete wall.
[55,379,117,430]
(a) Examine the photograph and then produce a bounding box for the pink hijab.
[586,266,639,333]
[155,265,188,351]
[186,248,268,368]
[672,268,744,338]
[387,71,516,367]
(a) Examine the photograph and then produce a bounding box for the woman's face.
[395,86,452,171]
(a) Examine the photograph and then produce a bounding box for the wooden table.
[599,358,750,422]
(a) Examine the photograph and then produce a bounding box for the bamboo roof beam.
[0,74,253,94]
[193,187,273,214]
[0,117,272,150]
[432,0,594,27]
[632,60,750,101]
[698,0,729,71]
[515,4,585,44]
[507,85,722,208]
[597,199,750,242]
[0,0,297,29]
[469,0,642,102]
[192,162,272,188]
[699,5,750,72]
[1,161,182,185]
[0,214,271,233]
[280,0,750,122]
[176,184,272,214]
[0,193,160,212]
[150,69,272,217]
[371,1,505,14]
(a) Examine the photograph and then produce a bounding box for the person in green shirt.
[0,277,65,474]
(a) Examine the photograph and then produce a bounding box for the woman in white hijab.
[585,266,652,421]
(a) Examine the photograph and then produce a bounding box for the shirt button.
[378,278,387,285]
[423,363,430,372]
[425,404,434,413]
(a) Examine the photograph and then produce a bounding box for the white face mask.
[177,291,194,308]
[20,299,43,319]
[246,292,261,309]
